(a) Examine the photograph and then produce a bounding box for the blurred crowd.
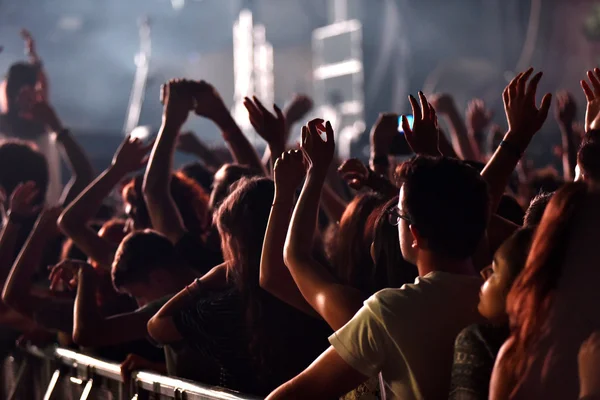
[0,29,599,400]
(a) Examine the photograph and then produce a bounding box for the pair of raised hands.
[160,79,229,129]
[273,119,334,193]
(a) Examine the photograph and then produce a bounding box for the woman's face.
[478,256,512,324]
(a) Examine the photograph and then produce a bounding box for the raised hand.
[36,206,63,237]
[189,80,229,123]
[284,94,313,125]
[20,29,38,61]
[370,113,399,155]
[429,93,456,115]
[273,149,306,195]
[8,181,41,217]
[338,158,370,190]
[161,79,195,129]
[580,68,600,132]
[301,119,335,176]
[48,259,93,291]
[244,96,286,151]
[502,67,552,147]
[467,99,493,134]
[554,91,577,128]
[112,135,154,174]
[31,101,63,133]
[403,92,441,156]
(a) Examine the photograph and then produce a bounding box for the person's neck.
[415,251,477,277]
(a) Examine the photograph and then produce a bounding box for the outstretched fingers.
[408,95,422,122]
[582,80,594,102]
[537,93,552,124]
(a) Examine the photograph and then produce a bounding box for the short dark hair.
[523,191,553,227]
[578,130,600,182]
[111,230,182,291]
[0,140,48,204]
[398,156,490,260]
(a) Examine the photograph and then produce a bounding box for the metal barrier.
[2,346,261,400]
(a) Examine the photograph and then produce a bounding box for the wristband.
[499,140,523,159]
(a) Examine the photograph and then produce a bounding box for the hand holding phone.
[389,114,414,155]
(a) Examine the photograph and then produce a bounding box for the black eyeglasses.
[387,207,412,226]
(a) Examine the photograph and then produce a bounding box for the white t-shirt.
[329,271,483,399]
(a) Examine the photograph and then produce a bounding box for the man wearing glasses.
[269,156,489,399]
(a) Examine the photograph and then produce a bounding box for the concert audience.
[1,26,600,400]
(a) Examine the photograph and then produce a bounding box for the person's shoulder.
[455,324,485,347]
[365,285,421,318]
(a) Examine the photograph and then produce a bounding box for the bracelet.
[499,140,523,159]
[370,155,390,167]
[7,210,31,225]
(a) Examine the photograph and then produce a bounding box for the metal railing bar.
[42,369,61,400]
[134,371,261,400]
[79,378,94,400]
[7,358,29,400]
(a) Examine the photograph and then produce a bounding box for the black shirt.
[174,287,331,395]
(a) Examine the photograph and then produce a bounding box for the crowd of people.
[0,29,599,400]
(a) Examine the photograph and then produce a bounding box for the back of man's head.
[578,129,600,183]
[399,156,490,260]
[0,140,48,204]
[111,230,183,292]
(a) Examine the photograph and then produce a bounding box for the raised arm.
[244,96,286,171]
[369,113,398,177]
[59,136,151,270]
[431,93,480,160]
[481,68,551,213]
[402,92,443,157]
[191,81,265,173]
[147,262,229,344]
[31,102,95,205]
[0,182,40,283]
[554,91,578,181]
[259,150,317,316]
[466,98,493,162]
[261,94,314,166]
[580,68,600,133]
[284,119,364,331]
[143,80,193,243]
[21,29,48,101]
[50,260,151,347]
[2,207,62,317]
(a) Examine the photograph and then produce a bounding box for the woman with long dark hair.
[490,181,599,399]
[148,177,330,395]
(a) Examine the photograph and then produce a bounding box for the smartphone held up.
[389,114,414,156]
